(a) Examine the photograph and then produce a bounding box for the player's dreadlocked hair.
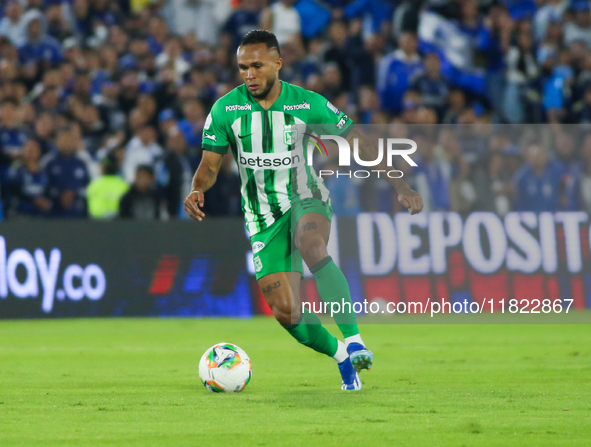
[240,30,281,56]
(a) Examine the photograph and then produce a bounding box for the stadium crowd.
[1,0,591,220]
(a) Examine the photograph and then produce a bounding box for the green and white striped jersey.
[202,81,354,235]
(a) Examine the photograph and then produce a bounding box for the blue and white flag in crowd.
[418,11,485,96]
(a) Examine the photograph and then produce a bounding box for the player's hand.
[184,190,206,221]
[398,186,424,215]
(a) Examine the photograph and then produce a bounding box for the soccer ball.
[199,343,252,393]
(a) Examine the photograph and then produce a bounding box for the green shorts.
[250,198,333,280]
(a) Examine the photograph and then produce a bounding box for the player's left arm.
[345,127,423,215]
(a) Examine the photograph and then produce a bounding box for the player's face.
[237,43,282,99]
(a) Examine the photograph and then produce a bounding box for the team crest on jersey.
[252,241,265,254]
[283,125,298,145]
[254,255,263,272]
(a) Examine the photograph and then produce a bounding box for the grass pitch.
[0,317,590,447]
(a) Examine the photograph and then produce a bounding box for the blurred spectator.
[18,10,62,68]
[95,82,127,133]
[203,154,241,216]
[221,0,263,51]
[34,112,55,155]
[438,129,477,213]
[86,152,130,219]
[554,131,581,210]
[477,5,512,120]
[0,1,26,46]
[44,126,90,218]
[534,0,569,42]
[119,164,161,219]
[77,0,124,39]
[118,70,142,115]
[261,0,302,47]
[161,128,192,218]
[361,176,398,213]
[473,152,512,216]
[0,98,28,173]
[455,109,489,164]
[295,0,331,40]
[69,122,101,180]
[7,139,50,217]
[357,86,380,124]
[343,0,394,39]
[136,94,158,128]
[564,1,591,47]
[411,53,450,118]
[581,133,591,213]
[158,108,178,138]
[324,21,350,93]
[146,16,169,55]
[513,144,562,212]
[45,4,71,43]
[36,86,61,114]
[178,98,205,149]
[442,89,467,124]
[571,43,591,99]
[412,133,451,212]
[324,157,363,216]
[542,49,574,123]
[449,158,477,214]
[122,124,163,183]
[155,36,190,78]
[505,31,539,123]
[568,84,591,123]
[165,0,232,46]
[377,32,423,115]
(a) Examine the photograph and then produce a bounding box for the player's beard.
[250,76,276,99]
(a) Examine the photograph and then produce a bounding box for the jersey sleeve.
[308,92,355,138]
[202,103,230,154]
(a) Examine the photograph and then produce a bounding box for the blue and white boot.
[347,340,374,373]
[338,357,362,391]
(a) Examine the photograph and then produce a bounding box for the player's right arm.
[184,151,223,221]
[184,104,230,222]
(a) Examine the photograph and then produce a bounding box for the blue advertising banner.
[0,220,252,318]
[1,212,590,319]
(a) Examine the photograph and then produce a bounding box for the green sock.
[283,309,338,357]
[310,256,359,338]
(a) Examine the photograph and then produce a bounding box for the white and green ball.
[199,343,252,393]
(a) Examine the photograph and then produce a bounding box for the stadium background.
[1,0,591,317]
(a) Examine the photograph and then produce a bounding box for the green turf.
[1,317,590,447]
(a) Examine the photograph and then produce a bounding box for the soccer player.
[184,30,423,390]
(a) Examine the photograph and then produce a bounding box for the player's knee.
[273,304,299,327]
[298,235,327,266]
